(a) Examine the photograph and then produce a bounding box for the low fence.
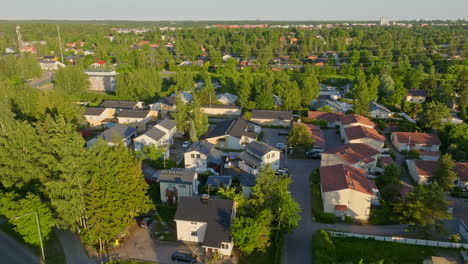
[328,231,468,249]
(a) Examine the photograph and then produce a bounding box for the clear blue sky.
[1,0,467,21]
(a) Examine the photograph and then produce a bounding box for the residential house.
[38,60,65,71]
[406,160,468,185]
[343,126,385,150]
[174,197,235,256]
[419,150,441,161]
[153,117,177,145]
[201,105,242,116]
[391,132,441,152]
[304,124,326,152]
[141,163,159,183]
[460,214,468,242]
[321,143,380,172]
[312,100,342,112]
[369,102,393,119]
[216,93,238,105]
[99,100,144,110]
[239,173,256,198]
[5,47,16,54]
[206,176,232,189]
[134,117,176,152]
[307,111,344,128]
[83,107,116,126]
[320,164,379,220]
[205,118,261,150]
[149,96,177,112]
[86,124,137,148]
[339,114,376,139]
[158,169,198,203]
[406,89,427,103]
[251,110,293,127]
[238,141,281,175]
[184,140,223,171]
[116,109,158,131]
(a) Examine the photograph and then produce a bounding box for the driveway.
[55,229,96,264]
[0,230,40,264]
[109,222,203,264]
[324,128,343,150]
[260,128,288,148]
[283,159,320,264]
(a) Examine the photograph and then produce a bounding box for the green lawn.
[334,237,435,264]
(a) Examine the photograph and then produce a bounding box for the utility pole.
[16,25,23,57]
[15,212,45,262]
[56,25,64,63]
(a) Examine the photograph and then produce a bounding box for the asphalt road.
[283,158,320,264]
[0,231,40,264]
[55,229,96,264]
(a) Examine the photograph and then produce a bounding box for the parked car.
[276,143,287,150]
[171,251,197,263]
[139,217,153,228]
[306,151,321,159]
[182,141,191,148]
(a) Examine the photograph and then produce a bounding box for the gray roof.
[245,141,278,158]
[239,173,256,187]
[143,127,166,141]
[369,102,392,113]
[206,176,232,188]
[187,140,223,164]
[84,107,106,116]
[313,100,341,111]
[101,124,137,141]
[251,110,293,120]
[158,169,196,184]
[158,96,176,106]
[238,151,262,168]
[201,104,241,110]
[141,163,159,180]
[205,118,258,139]
[99,100,140,109]
[174,197,234,248]
[157,117,176,130]
[118,109,150,118]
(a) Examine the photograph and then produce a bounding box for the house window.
[196,154,201,158]
[191,154,195,158]
[267,154,270,159]
[190,222,198,225]
[178,184,187,188]
[271,153,275,158]
[221,243,229,249]
[168,184,175,188]
[191,231,198,237]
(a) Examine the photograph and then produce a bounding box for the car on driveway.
[276,142,287,150]
[306,151,321,159]
[182,141,191,148]
[171,251,197,263]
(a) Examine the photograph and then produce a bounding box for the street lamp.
[15,212,45,262]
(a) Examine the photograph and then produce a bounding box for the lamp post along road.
[15,212,45,262]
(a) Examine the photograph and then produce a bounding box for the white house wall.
[175,220,207,243]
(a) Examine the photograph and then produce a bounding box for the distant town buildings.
[380,16,390,26]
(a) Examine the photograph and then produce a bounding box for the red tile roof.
[345,126,385,142]
[380,156,394,167]
[393,132,441,146]
[414,160,468,180]
[419,150,440,157]
[307,111,344,122]
[324,143,380,165]
[335,205,348,211]
[455,162,468,181]
[414,160,439,176]
[320,164,375,195]
[340,114,375,127]
[304,124,326,148]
